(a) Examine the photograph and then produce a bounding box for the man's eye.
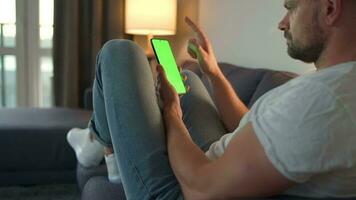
[286,6,296,12]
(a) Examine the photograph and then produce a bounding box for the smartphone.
[151,39,187,94]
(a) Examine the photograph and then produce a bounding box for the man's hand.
[157,64,183,119]
[185,17,248,132]
[185,17,221,78]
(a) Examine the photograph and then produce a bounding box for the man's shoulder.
[299,62,356,89]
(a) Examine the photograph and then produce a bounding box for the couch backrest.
[183,62,298,108]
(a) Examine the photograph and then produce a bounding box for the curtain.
[53,0,131,108]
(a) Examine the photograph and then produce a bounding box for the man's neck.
[315,32,356,70]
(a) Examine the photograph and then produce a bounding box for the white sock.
[66,128,104,167]
[105,154,121,184]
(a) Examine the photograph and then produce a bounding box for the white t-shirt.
[205,61,356,198]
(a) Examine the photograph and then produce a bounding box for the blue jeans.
[89,39,226,200]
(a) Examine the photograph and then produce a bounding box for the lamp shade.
[125,0,177,36]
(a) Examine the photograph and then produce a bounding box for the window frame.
[0,0,53,107]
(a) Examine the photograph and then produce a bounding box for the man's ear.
[322,0,342,26]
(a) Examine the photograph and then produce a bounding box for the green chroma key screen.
[151,39,187,94]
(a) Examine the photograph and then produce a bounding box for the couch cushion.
[215,63,269,106]
[248,70,297,107]
[82,176,126,200]
[77,162,107,191]
[0,108,91,185]
[183,62,297,107]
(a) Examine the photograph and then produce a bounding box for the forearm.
[208,70,249,132]
[164,110,211,197]
[196,61,248,132]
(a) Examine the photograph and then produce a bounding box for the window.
[39,0,54,107]
[0,0,17,107]
[0,0,54,107]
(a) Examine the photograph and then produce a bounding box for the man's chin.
[285,36,325,64]
[287,48,306,62]
[287,49,316,63]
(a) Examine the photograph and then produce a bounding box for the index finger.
[185,17,209,44]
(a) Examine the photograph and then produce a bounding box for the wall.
[199,0,315,74]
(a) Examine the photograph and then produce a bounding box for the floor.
[0,184,80,200]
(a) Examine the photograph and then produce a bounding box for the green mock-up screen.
[151,39,187,94]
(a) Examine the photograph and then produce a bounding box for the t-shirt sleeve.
[250,80,355,183]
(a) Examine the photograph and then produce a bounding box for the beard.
[285,31,325,63]
[284,11,326,64]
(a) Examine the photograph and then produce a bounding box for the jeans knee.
[100,39,143,63]
[182,70,200,85]
[181,70,212,98]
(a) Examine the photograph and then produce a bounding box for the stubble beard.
[285,12,327,63]
[286,34,325,63]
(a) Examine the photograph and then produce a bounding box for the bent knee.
[182,70,200,83]
[100,39,144,60]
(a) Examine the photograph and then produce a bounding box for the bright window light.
[0,0,16,24]
[40,0,53,26]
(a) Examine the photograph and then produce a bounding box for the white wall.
[199,0,315,74]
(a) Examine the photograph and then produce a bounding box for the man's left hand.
[157,64,183,119]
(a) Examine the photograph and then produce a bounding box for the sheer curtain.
[53,0,131,108]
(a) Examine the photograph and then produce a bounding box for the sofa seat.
[0,107,92,186]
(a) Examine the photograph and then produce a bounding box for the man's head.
[278,0,356,66]
[279,0,327,63]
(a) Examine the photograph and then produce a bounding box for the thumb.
[157,64,169,83]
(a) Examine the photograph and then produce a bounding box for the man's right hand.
[185,17,221,79]
[185,17,249,132]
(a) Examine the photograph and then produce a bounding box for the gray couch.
[0,107,92,186]
[79,63,301,199]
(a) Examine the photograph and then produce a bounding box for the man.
[89,0,356,199]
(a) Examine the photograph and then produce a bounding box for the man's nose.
[278,14,289,31]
